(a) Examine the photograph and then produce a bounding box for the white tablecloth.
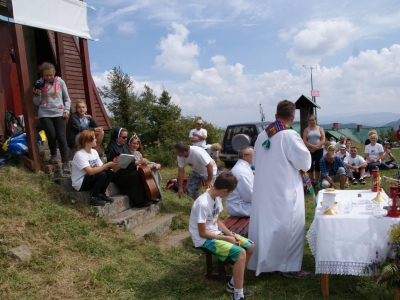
[306,189,400,276]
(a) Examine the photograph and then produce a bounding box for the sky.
[87,0,400,128]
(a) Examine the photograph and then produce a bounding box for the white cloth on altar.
[226,159,254,217]
[248,128,312,275]
[307,189,398,275]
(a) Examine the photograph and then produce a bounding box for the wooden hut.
[0,0,111,172]
[295,94,321,137]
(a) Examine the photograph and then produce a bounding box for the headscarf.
[105,126,130,162]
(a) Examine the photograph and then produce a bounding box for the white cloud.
[155,23,200,74]
[285,19,360,64]
[207,39,216,46]
[117,22,136,34]
[93,44,400,126]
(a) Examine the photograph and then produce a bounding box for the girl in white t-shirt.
[364,133,384,171]
[71,130,118,206]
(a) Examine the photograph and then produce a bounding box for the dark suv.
[219,122,270,167]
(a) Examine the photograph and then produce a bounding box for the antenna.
[303,65,318,117]
[259,103,265,122]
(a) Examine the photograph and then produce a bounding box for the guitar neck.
[382,176,400,184]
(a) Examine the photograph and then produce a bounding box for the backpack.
[5,110,24,138]
[165,176,206,192]
[3,131,44,156]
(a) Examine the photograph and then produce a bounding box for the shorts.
[74,132,81,147]
[186,171,216,198]
[197,232,253,264]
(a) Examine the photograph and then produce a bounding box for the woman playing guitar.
[128,133,162,201]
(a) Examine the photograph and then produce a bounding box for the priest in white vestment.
[226,146,254,217]
[248,100,312,277]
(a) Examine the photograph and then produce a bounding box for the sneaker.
[49,155,58,164]
[62,162,70,174]
[364,171,371,178]
[282,270,312,279]
[226,282,254,297]
[231,297,246,300]
[359,178,366,185]
[90,197,106,206]
[352,178,358,185]
[98,194,114,203]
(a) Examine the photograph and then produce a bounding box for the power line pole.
[303,65,318,117]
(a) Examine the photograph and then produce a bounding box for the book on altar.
[117,154,135,169]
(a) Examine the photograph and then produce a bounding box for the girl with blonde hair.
[67,99,104,155]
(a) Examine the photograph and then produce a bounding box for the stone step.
[93,195,130,218]
[41,162,72,179]
[160,230,191,250]
[107,203,162,230]
[132,213,175,239]
[40,148,74,164]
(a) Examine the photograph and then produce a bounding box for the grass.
[0,145,398,299]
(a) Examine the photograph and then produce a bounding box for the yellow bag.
[39,130,47,142]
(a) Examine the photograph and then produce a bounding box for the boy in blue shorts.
[189,172,255,300]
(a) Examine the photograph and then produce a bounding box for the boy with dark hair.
[189,172,255,300]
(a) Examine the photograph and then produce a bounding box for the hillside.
[0,161,396,299]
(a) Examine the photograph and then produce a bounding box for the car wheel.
[232,133,252,152]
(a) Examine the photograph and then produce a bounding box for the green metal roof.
[325,127,393,144]
[291,121,301,134]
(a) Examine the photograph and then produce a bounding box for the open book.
[117,154,135,169]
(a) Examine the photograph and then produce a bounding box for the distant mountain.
[384,119,400,129]
[318,112,400,128]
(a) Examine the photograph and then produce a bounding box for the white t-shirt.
[344,155,366,167]
[364,143,384,162]
[177,146,216,177]
[71,149,102,191]
[189,128,207,148]
[204,144,219,158]
[189,191,223,247]
[337,151,349,160]
[335,141,345,151]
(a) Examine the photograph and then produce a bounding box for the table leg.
[321,274,329,296]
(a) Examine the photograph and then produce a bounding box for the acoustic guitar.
[134,132,160,201]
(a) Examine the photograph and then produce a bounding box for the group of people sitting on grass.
[303,114,398,190]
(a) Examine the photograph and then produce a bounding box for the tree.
[98,66,140,132]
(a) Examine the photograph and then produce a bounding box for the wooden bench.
[203,216,250,281]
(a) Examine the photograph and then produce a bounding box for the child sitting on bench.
[189,172,255,300]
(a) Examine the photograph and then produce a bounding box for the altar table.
[306,189,400,296]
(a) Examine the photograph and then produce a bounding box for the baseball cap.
[340,145,346,150]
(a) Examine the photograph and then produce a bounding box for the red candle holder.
[371,169,382,192]
[387,185,400,218]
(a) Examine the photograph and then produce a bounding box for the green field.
[0,146,399,299]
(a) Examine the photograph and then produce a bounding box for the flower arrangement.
[365,223,400,288]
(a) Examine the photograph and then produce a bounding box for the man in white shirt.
[174,141,217,200]
[335,135,346,152]
[344,147,367,185]
[189,119,207,148]
[226,146,254,217]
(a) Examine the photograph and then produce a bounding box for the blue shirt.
[79,117,89,129]
[319,156,349,181]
